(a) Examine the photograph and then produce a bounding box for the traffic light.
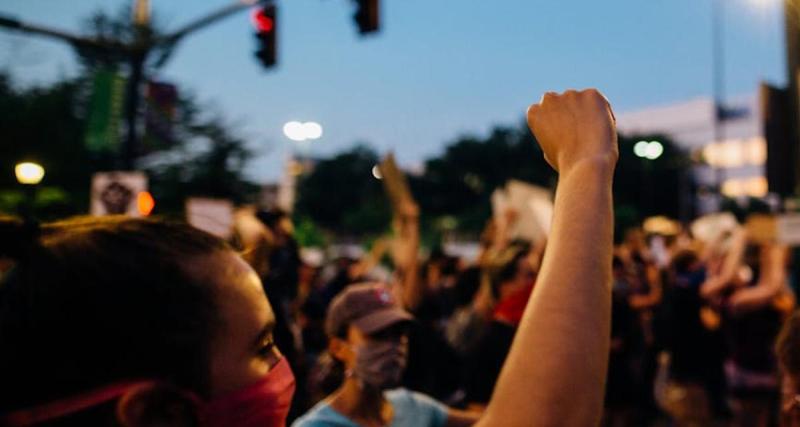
[252,5,277,68]
[353,0,379,34]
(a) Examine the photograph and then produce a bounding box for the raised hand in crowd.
[477,89,618,427]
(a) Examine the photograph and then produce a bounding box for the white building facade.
[616,91,767,213]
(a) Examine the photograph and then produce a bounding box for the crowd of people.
[0,89,799,427]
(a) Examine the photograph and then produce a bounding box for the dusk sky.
[0,0,786,182]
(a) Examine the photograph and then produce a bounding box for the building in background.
[617,89,767,214]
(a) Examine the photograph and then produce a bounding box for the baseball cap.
[325,283,414,337]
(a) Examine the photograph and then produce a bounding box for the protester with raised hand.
[0,88,617,427]
[476,89,617,426]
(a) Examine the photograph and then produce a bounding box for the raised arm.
[477,89,617,427]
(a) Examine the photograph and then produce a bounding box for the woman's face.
[203,251,283,396]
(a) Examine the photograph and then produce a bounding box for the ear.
[328,336,352,364]
[116,382,200,427]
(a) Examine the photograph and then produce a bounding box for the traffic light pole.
[785,0,800,197]
[0,0,268,171]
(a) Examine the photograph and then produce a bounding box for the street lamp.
[15,161,44,221]
[15,162,45,185]
[283,121,324,142]
[634,141,663,160]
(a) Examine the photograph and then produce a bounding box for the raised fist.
[526,89,618,174]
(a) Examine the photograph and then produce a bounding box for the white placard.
[506,180,553,243]
[186,198,235,240]
[777,214,800,245]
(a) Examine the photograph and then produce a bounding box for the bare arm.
[477,89,617,427]
[729,244,789,314]
[392,201,423,310]
[348,237,389,280]
[445,408,482,427]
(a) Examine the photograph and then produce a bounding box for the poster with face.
[90,172,148,217]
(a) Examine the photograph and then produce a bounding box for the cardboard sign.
[378,153,414,214]
[90,171,147,217]
[186,198,235,240]
[493,180,553,243]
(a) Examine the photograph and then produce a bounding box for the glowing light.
[721,177,769,197]
[283,121,306,141]
[251,8,275,33]
[304,122,323,139]
[644,141,664,160]
[15,162,45,185]
[283,121,323,142]
[634,141,663,160]
[633,141,649,158]
[372,165,383,180]
[137,191,155,216]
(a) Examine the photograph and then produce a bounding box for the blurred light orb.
[303,122,323,139]
[284,121,323,141]
[372,165,383,180]
[15,162,45,185]
[644,141,664,160]
[283,121,306,141]
[633,141,650,158]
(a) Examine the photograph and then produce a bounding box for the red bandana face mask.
[201,357,296,427]
[1,358,296,427]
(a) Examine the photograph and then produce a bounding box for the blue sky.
[0,0,786,182]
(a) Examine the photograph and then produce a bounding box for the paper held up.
[492,180,553,243]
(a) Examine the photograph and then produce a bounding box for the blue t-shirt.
[292,388,448,427]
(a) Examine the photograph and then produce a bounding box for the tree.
[294,145,390,236]
[0,7,261,219]
[294,122,694,240]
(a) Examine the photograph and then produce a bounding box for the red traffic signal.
[353,0,379,34]
[252,5,277,69]
[251,7,274,33]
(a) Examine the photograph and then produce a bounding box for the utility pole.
[785,0,800,196]
[712,0,726,202]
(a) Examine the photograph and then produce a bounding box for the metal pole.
[712,0,726,205]
[786,0,800,196]
[122,50,147,170]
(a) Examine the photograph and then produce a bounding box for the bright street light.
[15,162,45,185]
[634,141,650,158]
[283,121,324,142]
[644,141,664,160]
[633,141,663,160]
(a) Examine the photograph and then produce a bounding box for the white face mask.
[351,340,408,390]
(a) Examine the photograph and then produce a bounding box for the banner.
[85,70,127,152]
[144,80,178,152]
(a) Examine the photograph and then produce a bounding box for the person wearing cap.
[293,283,480,427]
